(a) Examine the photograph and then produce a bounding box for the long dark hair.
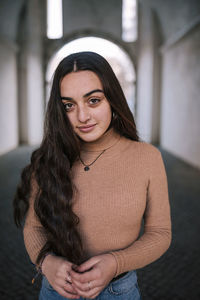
[13,51,140,265]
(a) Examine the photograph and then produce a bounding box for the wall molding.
[160,14,200,54]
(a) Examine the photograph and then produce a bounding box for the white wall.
[136,5,154,142]
[18,0,44,145]
[0,41,18,155]
[0,0,24,155]
[161,24,200,168]
[0,0,45,155]
[137,0,200,168]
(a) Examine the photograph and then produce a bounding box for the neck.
[80,127,121,152]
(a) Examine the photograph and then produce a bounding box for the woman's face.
[60,70,112,143]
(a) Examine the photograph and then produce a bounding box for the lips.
[77,124,96,133]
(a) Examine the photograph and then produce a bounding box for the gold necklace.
[79,149,106,171]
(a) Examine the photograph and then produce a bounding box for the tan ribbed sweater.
[23,128,171,277]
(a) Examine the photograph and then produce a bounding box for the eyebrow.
[61,89,104,101]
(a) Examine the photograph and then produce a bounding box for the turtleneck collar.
[80,127,121,152]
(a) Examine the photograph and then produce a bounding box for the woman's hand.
[42,254,80,299]
[70,253,117,299]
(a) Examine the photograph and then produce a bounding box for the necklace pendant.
[80,149,106,172]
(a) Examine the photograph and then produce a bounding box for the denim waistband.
[111,271,129,283]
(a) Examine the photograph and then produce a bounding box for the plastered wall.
[137,0,200,168]
[0,42,18,155]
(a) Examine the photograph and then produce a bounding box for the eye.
[63,102,74,112]
[89,98,100,105]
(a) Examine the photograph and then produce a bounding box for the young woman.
[13,51,171,300]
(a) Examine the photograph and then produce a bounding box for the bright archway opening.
[46,37,136,114]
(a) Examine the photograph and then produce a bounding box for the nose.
[77,106,91,123]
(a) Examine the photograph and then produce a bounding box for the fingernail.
[67,271,72,282]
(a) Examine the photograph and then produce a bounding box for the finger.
[63,281,80,294]
[71,279,100,292]
[66,271,72,283]
[70,268,97,283]
[91,291,101,299]
[53,277,77,294]
[72,286,100,299]
[74,257,98,273]
[59,260,73,274]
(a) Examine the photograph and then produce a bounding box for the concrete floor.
[0,145,200,300]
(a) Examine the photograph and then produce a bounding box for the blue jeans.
[39,270,142,300]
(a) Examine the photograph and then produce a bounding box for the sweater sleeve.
[23,179,47,264]
[110,149,172,276]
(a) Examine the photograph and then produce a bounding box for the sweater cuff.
[109,251,125,277]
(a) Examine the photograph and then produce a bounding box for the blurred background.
[0,0,200,299]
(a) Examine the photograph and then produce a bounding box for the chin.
[77,131,105,143]
[79,135,101,143]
